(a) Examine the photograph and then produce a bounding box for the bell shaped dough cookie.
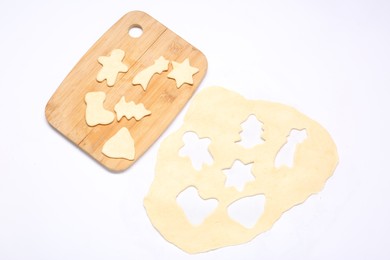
[102,127,135,160]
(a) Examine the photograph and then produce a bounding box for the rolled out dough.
[144,86,338,253]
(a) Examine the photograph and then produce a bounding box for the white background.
[1,0,389,259]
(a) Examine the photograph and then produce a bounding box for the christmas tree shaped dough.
[114,96,151,121]
[102,127,135,160]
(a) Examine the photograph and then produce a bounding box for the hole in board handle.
[129,25,143,38]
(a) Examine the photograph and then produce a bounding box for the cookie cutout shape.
[97,49,129,87]
[144,87,338,253]
[222,160,255,192]
[274,129,307,168]
[227,194,266,229]
[178,132,213,171]
[114,96,151,121]
[167,58,199,88]
[102,127,135,160]
[132,56,169,90]
[176,187,218,226]
[85,92,115,126]
[236,115,264,148]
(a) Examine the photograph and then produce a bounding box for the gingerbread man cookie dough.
[97,49,129,87]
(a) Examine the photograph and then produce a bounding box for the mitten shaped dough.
[85,92,115,126]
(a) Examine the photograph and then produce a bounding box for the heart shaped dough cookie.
[144,86,338,253]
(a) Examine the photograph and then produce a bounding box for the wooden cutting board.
[45,11,208,172]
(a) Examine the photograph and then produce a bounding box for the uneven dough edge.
[144,86,338,253]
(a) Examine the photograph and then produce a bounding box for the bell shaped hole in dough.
[236,114,265,148]
[176,186,218,225]
[222,160,255,192]
[178,132,213,171]
[227,194,266,229]
[274,129,307,168]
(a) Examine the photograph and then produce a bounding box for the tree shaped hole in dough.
[114,96,151,121]
[236,114,264,148]
[144,86,339,254]
[84,91,115,126]
[102,127,135,160]
[96,49,129,87]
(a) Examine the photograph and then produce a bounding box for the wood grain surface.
[45,11,208,172]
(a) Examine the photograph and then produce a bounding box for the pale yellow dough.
[167,58,199,88]
[84,92,115,126]
[102,127,135,160]
[132,56,169,90]
[144,87,338,253]
[114,96,151,121]
[97,49,129,87]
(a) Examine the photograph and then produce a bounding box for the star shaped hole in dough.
[222,160,255,192]
[167,58,199,88]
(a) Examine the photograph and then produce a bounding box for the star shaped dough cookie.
[167,58,199,88]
